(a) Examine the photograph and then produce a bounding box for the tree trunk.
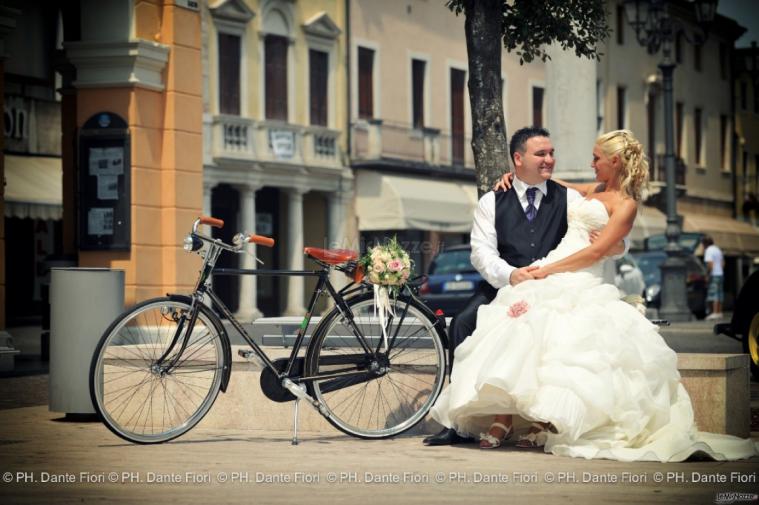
[463,0,508,197]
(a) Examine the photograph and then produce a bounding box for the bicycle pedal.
[238,349,257,359]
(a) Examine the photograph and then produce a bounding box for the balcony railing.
[351,120,474,169]
[209,115,342,169]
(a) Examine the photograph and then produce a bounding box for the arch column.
[236,184,263,321]
[285,186,307,315]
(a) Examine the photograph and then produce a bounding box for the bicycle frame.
[157,234,402,389]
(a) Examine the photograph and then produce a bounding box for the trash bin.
[49,268,124,414]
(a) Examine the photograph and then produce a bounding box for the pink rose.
[507,300,529,318]
[388,259,403,272]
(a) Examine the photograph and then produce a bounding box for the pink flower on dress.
[507,300,529,318]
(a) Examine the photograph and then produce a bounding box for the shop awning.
[4,154,63,220]
[629,204,667,247]
[355,171,477,232]
[682,211,759,256]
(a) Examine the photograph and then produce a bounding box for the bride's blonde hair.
[595,129,649,201]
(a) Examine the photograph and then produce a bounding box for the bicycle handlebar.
[189,217,274,253]
[247,234,275,248]
[199,215,224,228]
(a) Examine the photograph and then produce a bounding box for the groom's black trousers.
[448,282,498,376]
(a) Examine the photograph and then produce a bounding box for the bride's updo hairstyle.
[596,129,649,201]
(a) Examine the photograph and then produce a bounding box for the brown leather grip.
[247,234,275,247]
[199,216,224,228]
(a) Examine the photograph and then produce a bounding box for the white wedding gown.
[430,198,759,462]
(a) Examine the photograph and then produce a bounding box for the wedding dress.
[430,198,758,461]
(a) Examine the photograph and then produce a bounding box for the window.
[694,43,702,72]
[616,86,626,130]
[412,59,425,129]
[675,32,683,64]
[596,79,604,132]
[358,47,374,119]
[218,33,241,115]
[675,102,684,157]
[451,68,466,165]
[694,107,703,165]
[309,49,328,126]
[741,80,748,110]
[647,93,656,172]
[720,115,728,170]
[532,86,544,128]
[719,43,728,80]
[616,5,624,45]
[265,35,289,120]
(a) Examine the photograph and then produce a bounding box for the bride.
[429,129,759,462]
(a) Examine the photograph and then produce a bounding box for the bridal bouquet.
[358,237,413,350]
[358,236,412,294]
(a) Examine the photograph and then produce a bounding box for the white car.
[614,253,646,297]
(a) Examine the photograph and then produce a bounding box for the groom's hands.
[510,265,540,285]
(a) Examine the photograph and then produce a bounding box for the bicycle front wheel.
[90,297,226,444]
[305,293,446,438]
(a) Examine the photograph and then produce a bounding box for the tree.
[446,0,610,195]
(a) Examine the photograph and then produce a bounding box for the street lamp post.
[623,0,717,322]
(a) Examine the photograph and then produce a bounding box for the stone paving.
[0,375,758,505]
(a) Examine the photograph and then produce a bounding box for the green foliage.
[446,0,611,64]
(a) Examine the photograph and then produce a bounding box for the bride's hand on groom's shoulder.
[493,172,514,192]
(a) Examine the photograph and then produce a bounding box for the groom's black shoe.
[423,428,473,446]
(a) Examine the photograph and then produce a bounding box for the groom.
[424,126,585,446]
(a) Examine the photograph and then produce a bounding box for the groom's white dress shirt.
[470,177,628,289]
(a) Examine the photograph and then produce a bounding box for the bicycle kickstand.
[292,398,300,446]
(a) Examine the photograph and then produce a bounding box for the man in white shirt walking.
[703,235,725,320]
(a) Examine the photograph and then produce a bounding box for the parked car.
[644,232,703,253]
[713,270,759,380]
[631,250,708,319]
[614,253,645,297]
[420,245,482,316]
[422,245,648,317]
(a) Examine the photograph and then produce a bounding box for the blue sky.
[717,0,759,47]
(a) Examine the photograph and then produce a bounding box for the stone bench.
[677,353,751,438]
[205,319,751,437]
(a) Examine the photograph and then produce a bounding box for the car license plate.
[444,281,474,292]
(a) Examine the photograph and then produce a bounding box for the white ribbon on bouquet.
[373,284,395,352]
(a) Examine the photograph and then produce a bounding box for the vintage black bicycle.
[89,216,448,444]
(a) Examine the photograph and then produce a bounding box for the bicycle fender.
[168,294,233,393]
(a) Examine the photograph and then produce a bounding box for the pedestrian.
[703,235,725,320]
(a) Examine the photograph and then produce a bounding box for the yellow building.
[1,0,206,333]
[201,0,350,318]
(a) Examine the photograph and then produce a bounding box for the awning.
[629,204,667,247]
[682,211,759,256]
[4,154,63,220]
[355,171,477,232]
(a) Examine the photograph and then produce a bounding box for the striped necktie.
[525,187,538,221]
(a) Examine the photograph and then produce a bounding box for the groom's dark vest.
[494,179,568,272]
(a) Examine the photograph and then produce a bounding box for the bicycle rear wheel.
[305,293,446,438]
[90,297,225,444]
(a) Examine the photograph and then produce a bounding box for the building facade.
[596,0,758,304]
[735,42,759,228]
[348,0,546,273]
[201,0,350,317]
